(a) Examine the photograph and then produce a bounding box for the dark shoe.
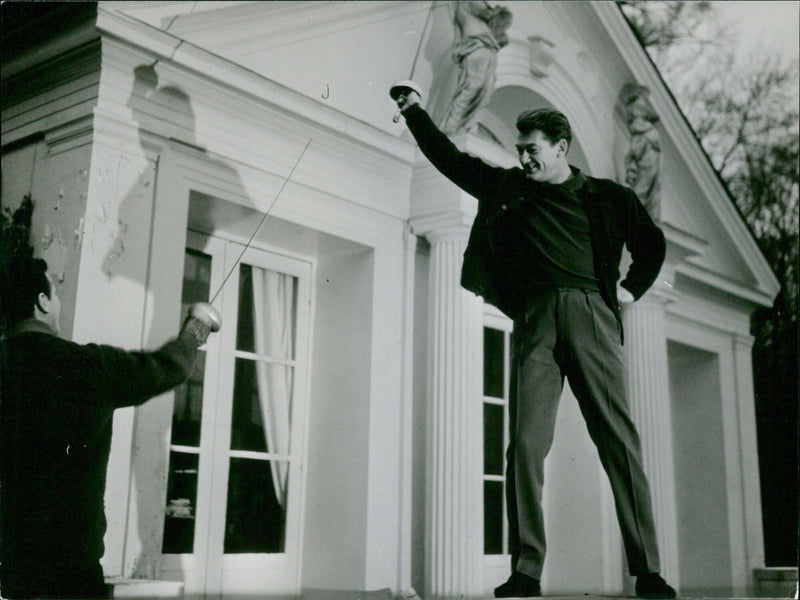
[636,573,677,599]
[494,571,541,598]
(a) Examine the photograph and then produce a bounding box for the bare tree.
[620,1,799,568]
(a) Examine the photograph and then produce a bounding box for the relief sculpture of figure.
[439,0,512,135]
[618,83,662,220]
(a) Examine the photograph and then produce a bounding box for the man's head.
[515,108,573,184]
[2,257,60,333]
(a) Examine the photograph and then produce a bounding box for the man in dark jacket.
[394,88,676,599]
[0,257,219,599]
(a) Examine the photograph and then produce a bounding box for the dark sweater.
[494,168,600,293]
[0,320,198,586]
[403,104,666,337]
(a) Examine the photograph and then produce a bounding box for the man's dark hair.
[1,257,50,328]
[516,108,572,150]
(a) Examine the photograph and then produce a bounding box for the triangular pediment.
[660,168,757,290]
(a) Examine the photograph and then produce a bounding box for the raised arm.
[92,303,220,408]
[396,89,508,203]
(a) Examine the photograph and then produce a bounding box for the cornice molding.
[43,115,96,156]
[661,221,708,267]
[666,303,751,342]
[675,262,774,309]
[91,108,164,161]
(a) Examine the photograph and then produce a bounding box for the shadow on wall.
[106,62,256,581]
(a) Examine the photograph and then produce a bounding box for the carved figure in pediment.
[439,0,512,135]
[617,83,662,220]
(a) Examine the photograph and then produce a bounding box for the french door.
[160,231,312,598]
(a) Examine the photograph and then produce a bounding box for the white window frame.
[160,230,313,598]
[482,306,513,581]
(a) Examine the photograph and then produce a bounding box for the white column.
[731,333,765,589]
[622,294,680,588]
[424,225,484,599]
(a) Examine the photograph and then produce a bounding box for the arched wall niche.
[477,85,592,176]
[489,35,617,180]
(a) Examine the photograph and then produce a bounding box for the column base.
[753,567,798,598]
[105,578,184,599]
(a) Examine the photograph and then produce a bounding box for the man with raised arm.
[393,86,676,599]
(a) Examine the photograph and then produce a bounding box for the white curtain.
[251,267,294,508]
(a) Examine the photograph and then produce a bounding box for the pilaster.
[622,293,680,588]
[731,333,765,589]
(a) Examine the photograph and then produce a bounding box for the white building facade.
[1,2,778,599]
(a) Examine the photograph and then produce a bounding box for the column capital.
[425,224,472,245]
[629,295,666,312]
[408,159,477,241]
[733,331,756,349]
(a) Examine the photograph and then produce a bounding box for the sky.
[713,1,799,61]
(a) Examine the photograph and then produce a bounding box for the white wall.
[668,341,733,595]
[667,297,765,595]
[304,242,374,588]
[542,385,614,594]
[1,139,92,341]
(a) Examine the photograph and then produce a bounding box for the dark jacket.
[403,104,666,338]
[0,319,198,588]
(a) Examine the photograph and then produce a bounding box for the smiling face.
[515,130,570,184]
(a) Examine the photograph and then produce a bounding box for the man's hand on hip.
[617,286,635,305]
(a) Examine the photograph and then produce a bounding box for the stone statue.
[617,83,662,220]
[439,0,512,135]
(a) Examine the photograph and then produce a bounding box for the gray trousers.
[506,288,661,579]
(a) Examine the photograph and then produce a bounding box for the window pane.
[484,403,505,476]
[231,358,294,453]
[484,327,504,398]
[181,249,211,307]
[224,458,286,554]
[231,358,266,452]
[484,480,504,554]
[163,452,199,554]
[170,249,212,447]
[162,249,211,553]
[236,264,255,353]
[171,351,205,447]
